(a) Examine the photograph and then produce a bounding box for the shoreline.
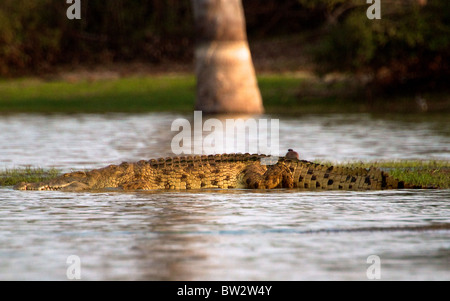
[1,72,449,114]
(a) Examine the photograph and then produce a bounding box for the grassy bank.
[0,73,304,113]
[2,161,448,189]
[318,160,450,189]
[0,75,197,113]
[1,73,448,114]
[0,167,60,187]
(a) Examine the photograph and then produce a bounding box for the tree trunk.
[191,0,264,114]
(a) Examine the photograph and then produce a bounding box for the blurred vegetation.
[301,0,450,94]
[0,0,194,75]
[2,73,447,114]
[0,74,309,113]
[0,0,449,95]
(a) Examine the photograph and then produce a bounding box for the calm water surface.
[0,113,449,280]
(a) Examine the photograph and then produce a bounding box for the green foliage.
[1,0,449,89]
[314,14,377,70]
[307,0,450,88]
[0,0,65,74]
[0,0,194,76]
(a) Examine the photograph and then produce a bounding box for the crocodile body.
[15,153,414,192]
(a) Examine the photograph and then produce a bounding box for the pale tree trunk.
[191,0,264,114]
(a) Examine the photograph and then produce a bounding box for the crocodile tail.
[293,163,386,190]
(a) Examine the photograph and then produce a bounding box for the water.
[1,113,448,171]
[0,113,449,280]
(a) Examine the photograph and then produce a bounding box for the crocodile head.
[285,149,299,160]
[14,171,90,191]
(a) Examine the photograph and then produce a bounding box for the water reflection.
[0,187,449,280]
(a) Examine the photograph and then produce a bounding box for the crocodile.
[14,153,423,192]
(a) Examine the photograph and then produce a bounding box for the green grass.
[0,73,348,114]
[0,167,60,187]
[0,75,197,113]
[0,73,448,114]
[2,160,448,188]
[317,160,450,189]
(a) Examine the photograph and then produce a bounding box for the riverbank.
[2,160,448,189]
[1,72,448,114]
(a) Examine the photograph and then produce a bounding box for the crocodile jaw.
[15,181,87,191]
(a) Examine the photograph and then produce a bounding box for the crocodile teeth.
[37,185,62,191]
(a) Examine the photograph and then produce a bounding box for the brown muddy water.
[0,113,448,280]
